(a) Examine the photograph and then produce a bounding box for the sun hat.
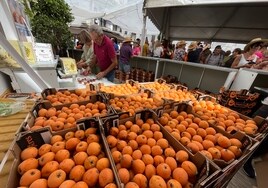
[244,38,268,52]
[176,40,187,47]
[203,43,211,51]
[188,41,198,50]
[123,37,132,43]
[133,38,141,44]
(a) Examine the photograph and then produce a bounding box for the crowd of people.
[147,38,268,71]
[130,37,268,71]
[74,24,268,83]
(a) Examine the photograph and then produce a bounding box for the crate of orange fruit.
[105,92,169,118]
[139,78,173,93]
[191,100,268,140]
[100,109,221,188]
[41,87,97,106]
[99,80,140,97]
[157,102,261,187]
[158,102,256,167]
[151,88,198,104]
[6,117,123,188]
[21,94,114,133]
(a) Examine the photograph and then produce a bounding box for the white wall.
[0,0,19,95]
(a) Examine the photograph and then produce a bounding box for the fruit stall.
[0,79,267,188]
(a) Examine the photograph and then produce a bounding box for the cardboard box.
[99,80,140,97]
[6,118,123,188]
[158,102,262,187]
[102,92,171,118]
[192,98,268,140]
[41,87,97,106]
[22,94,114,133]
[160,102,255,168]
[100,109,221,188]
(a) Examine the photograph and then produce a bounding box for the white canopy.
[144,0,268,42]
[65,0,159,35]
[145,0,268,7]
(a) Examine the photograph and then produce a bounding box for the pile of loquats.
[141,82,171,92]
[159,110,245,163]
[44,89,96,106]
[107,118,198,188]
[192,100,259,135]
[32,102,107,131]
[100,83,140,96]
[109,93,164,116]
[17,128,117,188]
[153,89,197,103]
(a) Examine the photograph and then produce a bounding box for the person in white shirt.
[153,40,164,57]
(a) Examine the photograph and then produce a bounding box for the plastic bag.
[0,101,26,116]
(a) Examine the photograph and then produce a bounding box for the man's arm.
[104,56,118,75]
[89,55,97,68]
[96,56,117,79]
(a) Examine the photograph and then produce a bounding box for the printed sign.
[33,43,54,64]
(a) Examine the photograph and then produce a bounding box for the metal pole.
[197,68,206,88]
[178,63,184,81]
[141,5,147,54]
[0,32,48,91]
[155,59,159,80]
[162,61,166,77]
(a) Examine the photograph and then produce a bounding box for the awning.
[145,0,268,43]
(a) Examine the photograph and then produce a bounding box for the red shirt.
[93,35,116,71]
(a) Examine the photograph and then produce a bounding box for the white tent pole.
[0,32,48,91]
[141,5,147,55]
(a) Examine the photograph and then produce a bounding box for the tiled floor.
[228,167,257,188]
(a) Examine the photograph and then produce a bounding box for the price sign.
[33,43,54,64]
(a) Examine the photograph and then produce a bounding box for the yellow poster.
[0,43,20,68]
[61,57,78,75]
[8,40,22,56]
[22,42,36,65]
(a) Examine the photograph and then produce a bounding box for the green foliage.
[24,0,74,54]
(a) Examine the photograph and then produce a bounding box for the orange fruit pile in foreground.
[18,128,116,188]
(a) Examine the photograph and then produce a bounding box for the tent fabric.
[145,0,268,43]
[144,0,268,8]
[65,0,159,35]
[102,2,159,35]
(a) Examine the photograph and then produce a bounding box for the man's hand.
[96,71,105,79]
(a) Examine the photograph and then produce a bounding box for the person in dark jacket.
[223,48,242,68]
[119,37,133,83]
[187,41,200,63]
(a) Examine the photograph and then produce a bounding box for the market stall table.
[58,73,116,89]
